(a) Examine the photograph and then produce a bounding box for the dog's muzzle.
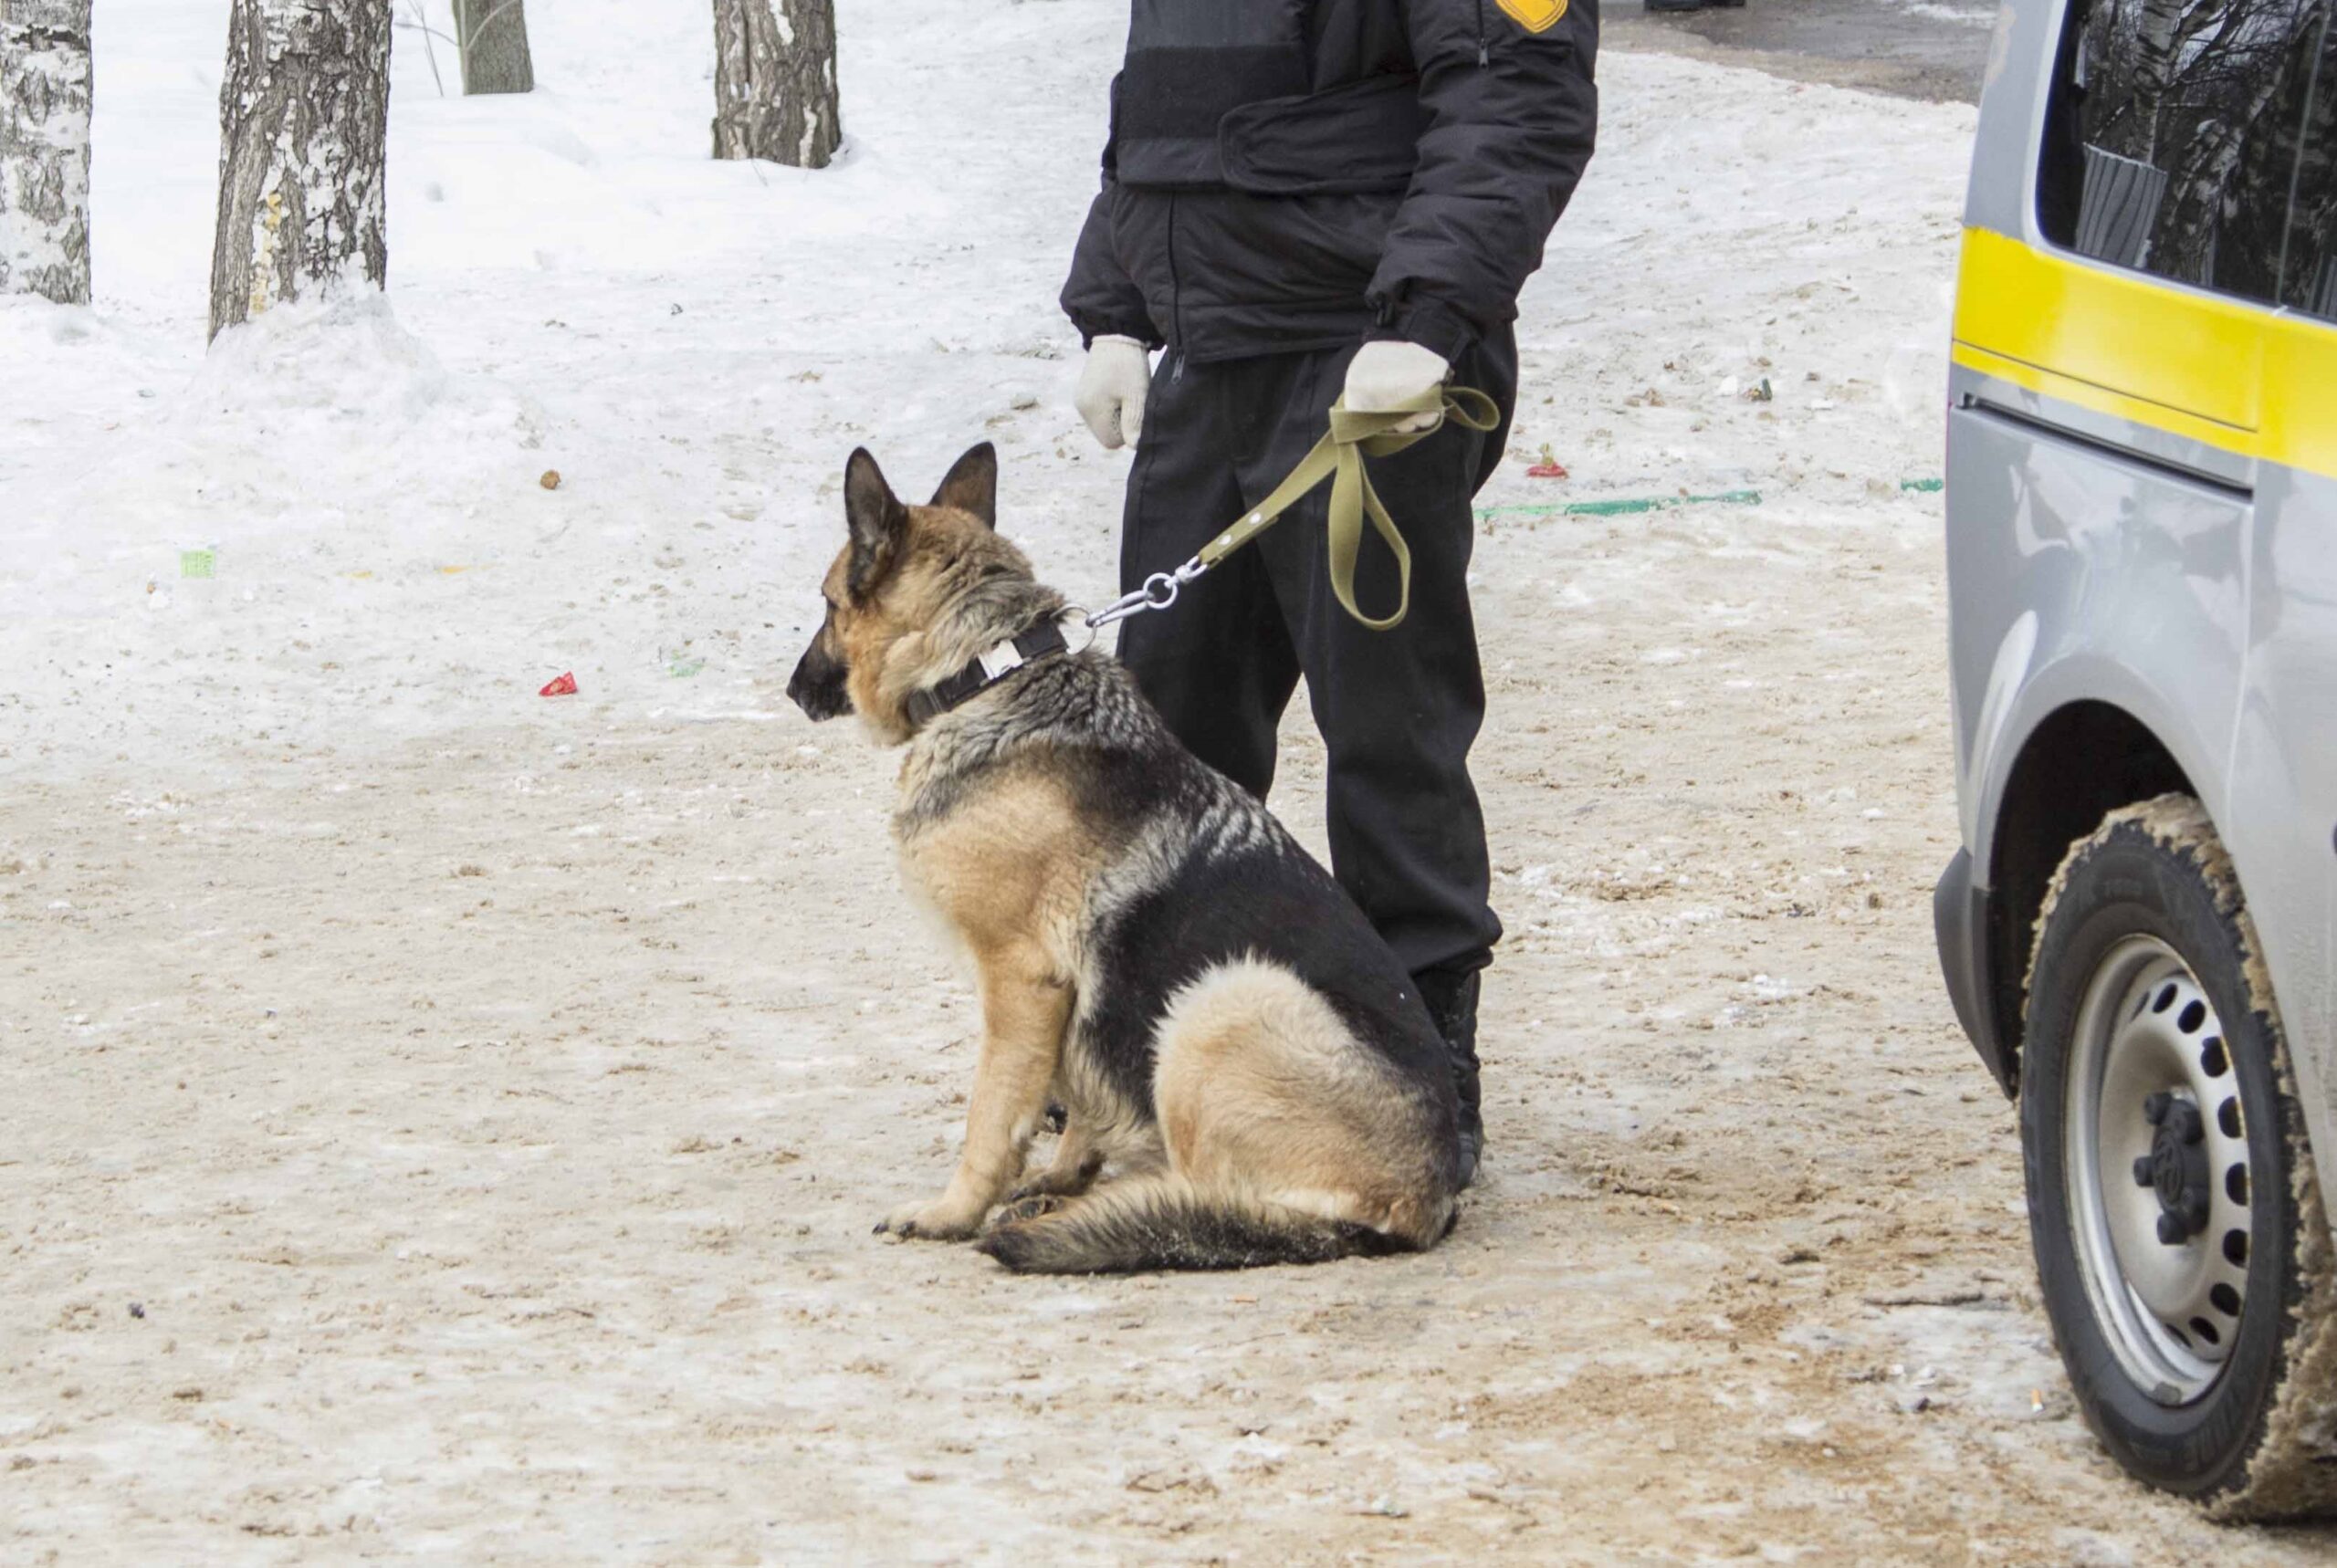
[787,644,852,722]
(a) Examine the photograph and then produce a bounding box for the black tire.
[2021,795,2337,1518]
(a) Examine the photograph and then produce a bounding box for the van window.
[2285,21,2337,319]
[2038,0,2327,306]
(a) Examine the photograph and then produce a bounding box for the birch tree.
[711,0,840,169]
[208,0,393,340]
[455,0,531,95]
[0,0,93,305]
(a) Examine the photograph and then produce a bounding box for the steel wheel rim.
[2063,935,2256,1406]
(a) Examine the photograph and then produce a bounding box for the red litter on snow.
[1527,459,1570,479]
[539,672,578,697]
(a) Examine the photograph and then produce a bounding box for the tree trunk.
[711,0,839,170]
[2133,0,2185,110]
[0,0,93,305]
[455,0,532,96]
[208,0,392,341]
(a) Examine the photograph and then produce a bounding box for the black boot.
[1415,965,1484,1188]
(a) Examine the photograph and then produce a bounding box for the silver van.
[1935,0,2337,1518]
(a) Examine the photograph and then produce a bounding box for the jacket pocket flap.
[1218,75,1426,196]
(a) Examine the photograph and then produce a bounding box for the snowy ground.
[6,1,2337,1563]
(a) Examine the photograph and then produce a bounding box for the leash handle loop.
[1085,384,1501,635]
[1202,384,1500,631]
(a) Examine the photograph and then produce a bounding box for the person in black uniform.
[1062,0,1599,1186]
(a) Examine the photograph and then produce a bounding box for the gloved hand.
[1074,335,1153,450]
[1343,340,1451,434]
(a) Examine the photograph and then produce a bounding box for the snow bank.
[174,292,462,427]
[0,0,1975,780]
[157,290,546,559]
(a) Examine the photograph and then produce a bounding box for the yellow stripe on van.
[1951,225,2337,480]
[2258,325,2337,482]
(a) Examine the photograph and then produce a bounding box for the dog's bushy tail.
[973,1175,1414,1274]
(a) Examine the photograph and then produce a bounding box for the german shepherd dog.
[785,442,1462,1272]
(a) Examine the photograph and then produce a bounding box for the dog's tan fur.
[884,766,1105,1239]
[1153,959,1450,1242]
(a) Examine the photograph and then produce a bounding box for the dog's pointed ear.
[844,448,907,599]
[928,442,998,530]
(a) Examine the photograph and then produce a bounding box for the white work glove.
[1343,340,1451,434]
[1074,334,1153,450]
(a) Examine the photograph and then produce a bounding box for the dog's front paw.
[875,1198,984,1242]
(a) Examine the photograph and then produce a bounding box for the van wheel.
[2022,794,2337,1518]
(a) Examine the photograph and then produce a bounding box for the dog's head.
[786,441,1025,741]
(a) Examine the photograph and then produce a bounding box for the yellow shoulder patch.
[1495,0,1567,33]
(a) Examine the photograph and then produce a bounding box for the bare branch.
[397,1,447,98]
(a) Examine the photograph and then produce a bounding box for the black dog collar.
[903,620,1070,730]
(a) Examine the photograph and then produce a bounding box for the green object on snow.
[180,549,216,579]
[1475,488,1763,522]
[1901,477,1944,494]
[669,657,706,678]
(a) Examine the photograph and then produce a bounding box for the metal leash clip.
[1084,555,1210,631]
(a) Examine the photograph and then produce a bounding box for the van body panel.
[1945,376,2249,874]
[1950,353,2256,495]
[1945,376,2337,1226]
[2228,462,2337,1218]
[1941,0,2337,1236]
[1961,0,2061,241]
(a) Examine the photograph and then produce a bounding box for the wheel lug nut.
[2157,1212,2192,1245]
[2133,1155,2157,1187]
[2144,1092,2173,1125]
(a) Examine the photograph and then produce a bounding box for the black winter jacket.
[1061,0,1598,367]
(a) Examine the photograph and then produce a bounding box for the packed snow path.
[5,1,2333,1562]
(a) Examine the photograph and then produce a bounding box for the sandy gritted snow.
[5,2,2336,1564]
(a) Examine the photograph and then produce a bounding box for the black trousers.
[1116,331,1515,977]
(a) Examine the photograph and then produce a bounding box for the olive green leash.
[1085,384,1502,634]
